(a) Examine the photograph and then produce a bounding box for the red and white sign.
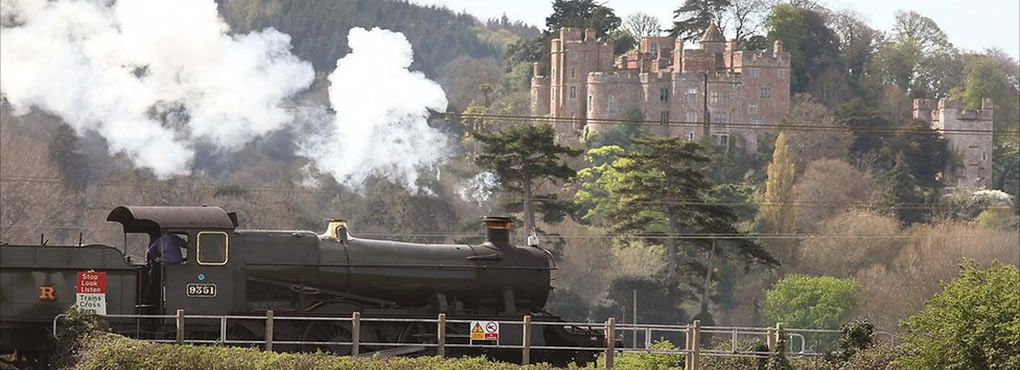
[75,271,107,315]
[470,320,499,341]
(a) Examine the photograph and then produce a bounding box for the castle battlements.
[912,98,994,187]
[532,24,791,153]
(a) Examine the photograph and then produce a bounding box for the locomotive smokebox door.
[163,231,237,315]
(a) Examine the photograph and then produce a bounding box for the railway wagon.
[0,206,602,368]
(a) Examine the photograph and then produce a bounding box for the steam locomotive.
[0,206,603,368]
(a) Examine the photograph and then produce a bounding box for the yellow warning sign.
[470,321,485,340]
[470,320,499,341]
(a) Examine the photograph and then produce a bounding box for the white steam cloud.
[0,0,314,177]
[456,171,500,207]
[1,1,449,192]
[299,27,449,192]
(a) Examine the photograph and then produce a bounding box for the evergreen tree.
[760,132,797,262]
[473,124,582,236]
[48,123,88,191]
[880,152,925,224]
[576,137,777,283]
[669,0,732,41]
[545,0,622,39]
[764,4,840,92]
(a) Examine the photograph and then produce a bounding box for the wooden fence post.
[175,309,184,344]
[684,324,693,369]
[437,313,446,358]
[351,312,361,356]
[605,317,615,368]
[691,320,701,370]
[522,315,532,365]
[265,310,274,352]
[766,327,776,352]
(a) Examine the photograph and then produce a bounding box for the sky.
[414,0,1020,58]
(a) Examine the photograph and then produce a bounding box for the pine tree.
[473,124,582,236]
[881,152,926,224]
[669,0,731,41]
[761,132,797,261]
[48,123,88,191]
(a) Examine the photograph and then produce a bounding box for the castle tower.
[925,97,994,187]
[530,62,550,116]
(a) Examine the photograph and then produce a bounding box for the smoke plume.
[298,27,449,192]
[0,0,315,177]
[1,1,449,191]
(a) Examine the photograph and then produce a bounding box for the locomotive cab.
[107,206,240,316]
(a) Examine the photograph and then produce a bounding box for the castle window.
[752,118,762,126]
[750,68,760,78]
[660,88,670,102]
[713,112,727,124]
[687,88,698,104]
[588,95,593,111]
[688,132,695,140]
[749,104,758,114]
[569,52,577,61]
[778,69,784,78]
[717,134,729,147]
[982,152,988,161]
[650,43,658,54]
[571,67,576,79]
[569,86,577,99]
[759,87,770,99]
[608,95,617,113]
[721,91,730,104]
[711,91,719,104]
[660,111,670,125]
[686,111,697,122]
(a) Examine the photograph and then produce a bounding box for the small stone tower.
[913,98,994,187]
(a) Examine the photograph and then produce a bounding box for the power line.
[4,176,1012,210]
[440,112,1020,136]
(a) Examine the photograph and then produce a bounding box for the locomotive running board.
[355,345,426,358]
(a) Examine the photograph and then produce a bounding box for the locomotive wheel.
[226,323,260,348]
[299,322,352,355]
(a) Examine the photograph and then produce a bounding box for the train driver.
[146,233,186,264]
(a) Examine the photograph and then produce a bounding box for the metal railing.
[53,311,896,369]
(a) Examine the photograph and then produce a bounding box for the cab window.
[197,231,229,265]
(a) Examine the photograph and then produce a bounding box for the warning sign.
[470,321,499,341]
[76,271,107,315]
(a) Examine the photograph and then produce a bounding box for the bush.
[896,259,1020,369]
[598,340,683,370]
[841,343,902,370]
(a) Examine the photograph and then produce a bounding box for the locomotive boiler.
[0,206,602,368]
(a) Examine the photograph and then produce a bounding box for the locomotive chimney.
[322,219,350,242]
[482,216,513,249]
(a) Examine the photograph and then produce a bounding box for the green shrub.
[598,340,683,370]
[841,343,902,370]
[896,259,1020,369]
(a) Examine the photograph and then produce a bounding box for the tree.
[575,137,777,282]
[780,94,852,169]
[830,9,878,81]
[623,12,661,37]
[897,259,1020,369]
[473,124,582,235]
[794,160,878,232]
[760,133,797,262]
[763,274,861,329]
[669,0,732,41]
[879,152,925,224]
[545,0,621,39]
[836,98,890,170]
[724,0,774,49]
[765,4,840,92]
[48,123,89,191]
[583,106,647,150]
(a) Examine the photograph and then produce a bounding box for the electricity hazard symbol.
[470,321,499,341]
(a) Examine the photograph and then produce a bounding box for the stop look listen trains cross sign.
[76,271,107,315]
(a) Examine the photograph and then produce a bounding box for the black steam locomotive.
[0,206,603,368]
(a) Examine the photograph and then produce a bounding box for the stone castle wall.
[532,26,791,153]
[913,98,994,188]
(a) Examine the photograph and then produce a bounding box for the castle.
[913,97,994,188]
[530,25,791,152]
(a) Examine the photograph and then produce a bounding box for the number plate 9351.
[186,283,216,297]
